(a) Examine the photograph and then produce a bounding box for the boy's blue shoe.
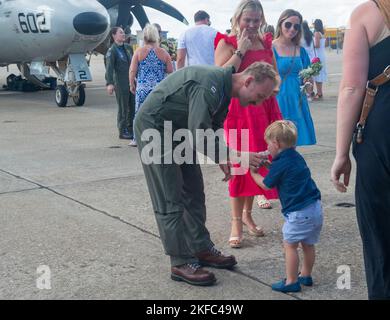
[271,279,301,293]
[298,275,313,286]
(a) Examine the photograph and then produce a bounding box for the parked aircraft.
[0,0,187,107]
[0,0,111,107]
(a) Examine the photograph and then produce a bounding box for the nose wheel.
[55,85,68,107]
[73,85,85,106]
[55,84,86,107]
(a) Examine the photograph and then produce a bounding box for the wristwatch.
[234,49,244,60]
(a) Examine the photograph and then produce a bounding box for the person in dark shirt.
[105,27,135,140]
[250,120,323,293]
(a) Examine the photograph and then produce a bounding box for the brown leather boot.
[171,263,216,286]
[196,247,237,269]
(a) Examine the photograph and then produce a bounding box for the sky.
[131,0,366,39]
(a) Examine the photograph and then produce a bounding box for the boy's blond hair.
[265,120,297,147]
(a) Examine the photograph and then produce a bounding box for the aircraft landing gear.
[73,84,86,106]
[55,85,68,107]
[55,83,86,107]
[51,54,91,108]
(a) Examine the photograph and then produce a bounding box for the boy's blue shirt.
[263,148,321,216]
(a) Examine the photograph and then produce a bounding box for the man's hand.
[219,163,232,182]
[107,84,115,95]
[248,152,263,170]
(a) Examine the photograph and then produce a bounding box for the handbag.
[355,65,390,143]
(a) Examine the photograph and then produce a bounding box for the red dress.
[215,32,282,198]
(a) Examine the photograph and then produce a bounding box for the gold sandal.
[229,217,243,248]
[243,210,265,237]
[257,195,272,209]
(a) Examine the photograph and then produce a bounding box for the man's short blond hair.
[265,120,297,147]
[242,62,279,88]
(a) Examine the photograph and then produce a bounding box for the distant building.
[324,27,345,49]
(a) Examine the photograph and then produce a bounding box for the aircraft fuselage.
[0,0,110,65]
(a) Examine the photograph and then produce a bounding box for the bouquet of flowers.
[299,57,323,96]
[299,57,322,79]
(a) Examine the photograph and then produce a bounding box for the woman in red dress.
[215,0,282,248]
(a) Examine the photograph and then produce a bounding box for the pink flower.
[311,57,321,64]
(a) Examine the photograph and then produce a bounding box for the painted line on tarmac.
[47,173,147,189]
[0,168,160,240]
[0,167,306,295]
[0,187,42,196]
[233,269,302,300]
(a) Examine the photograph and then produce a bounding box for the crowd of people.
[105,0,390,299]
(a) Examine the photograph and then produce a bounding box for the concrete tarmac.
[0,51,367,300]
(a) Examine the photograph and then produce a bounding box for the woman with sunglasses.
[272,9,317,146]
[215,0,282,248]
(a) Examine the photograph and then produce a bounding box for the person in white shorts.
[250,120,323,293]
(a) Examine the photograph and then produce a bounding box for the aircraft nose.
[73,12,109,36]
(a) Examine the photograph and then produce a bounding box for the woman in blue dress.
[272,9,316,146]
[129,24,173,146]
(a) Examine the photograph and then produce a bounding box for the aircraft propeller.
[98,0,188,29]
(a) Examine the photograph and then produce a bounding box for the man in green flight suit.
[105,27,135,139]
[134,61,279,286]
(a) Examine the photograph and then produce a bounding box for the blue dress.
[273,47,316,146]
[135,48,166,113]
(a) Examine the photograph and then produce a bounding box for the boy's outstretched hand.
[261,160,271,169]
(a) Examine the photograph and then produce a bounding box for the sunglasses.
[284,22,301,31]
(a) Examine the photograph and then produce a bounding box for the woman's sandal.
[314,93,323,100]
[242,210,265,237]
[229,217,243,248]
[257,195,272,209]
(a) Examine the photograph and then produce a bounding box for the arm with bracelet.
[214,29,252,69]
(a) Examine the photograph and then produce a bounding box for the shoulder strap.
[272,47,279,58]
[281,46,297,83]
[356,65,390,143]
